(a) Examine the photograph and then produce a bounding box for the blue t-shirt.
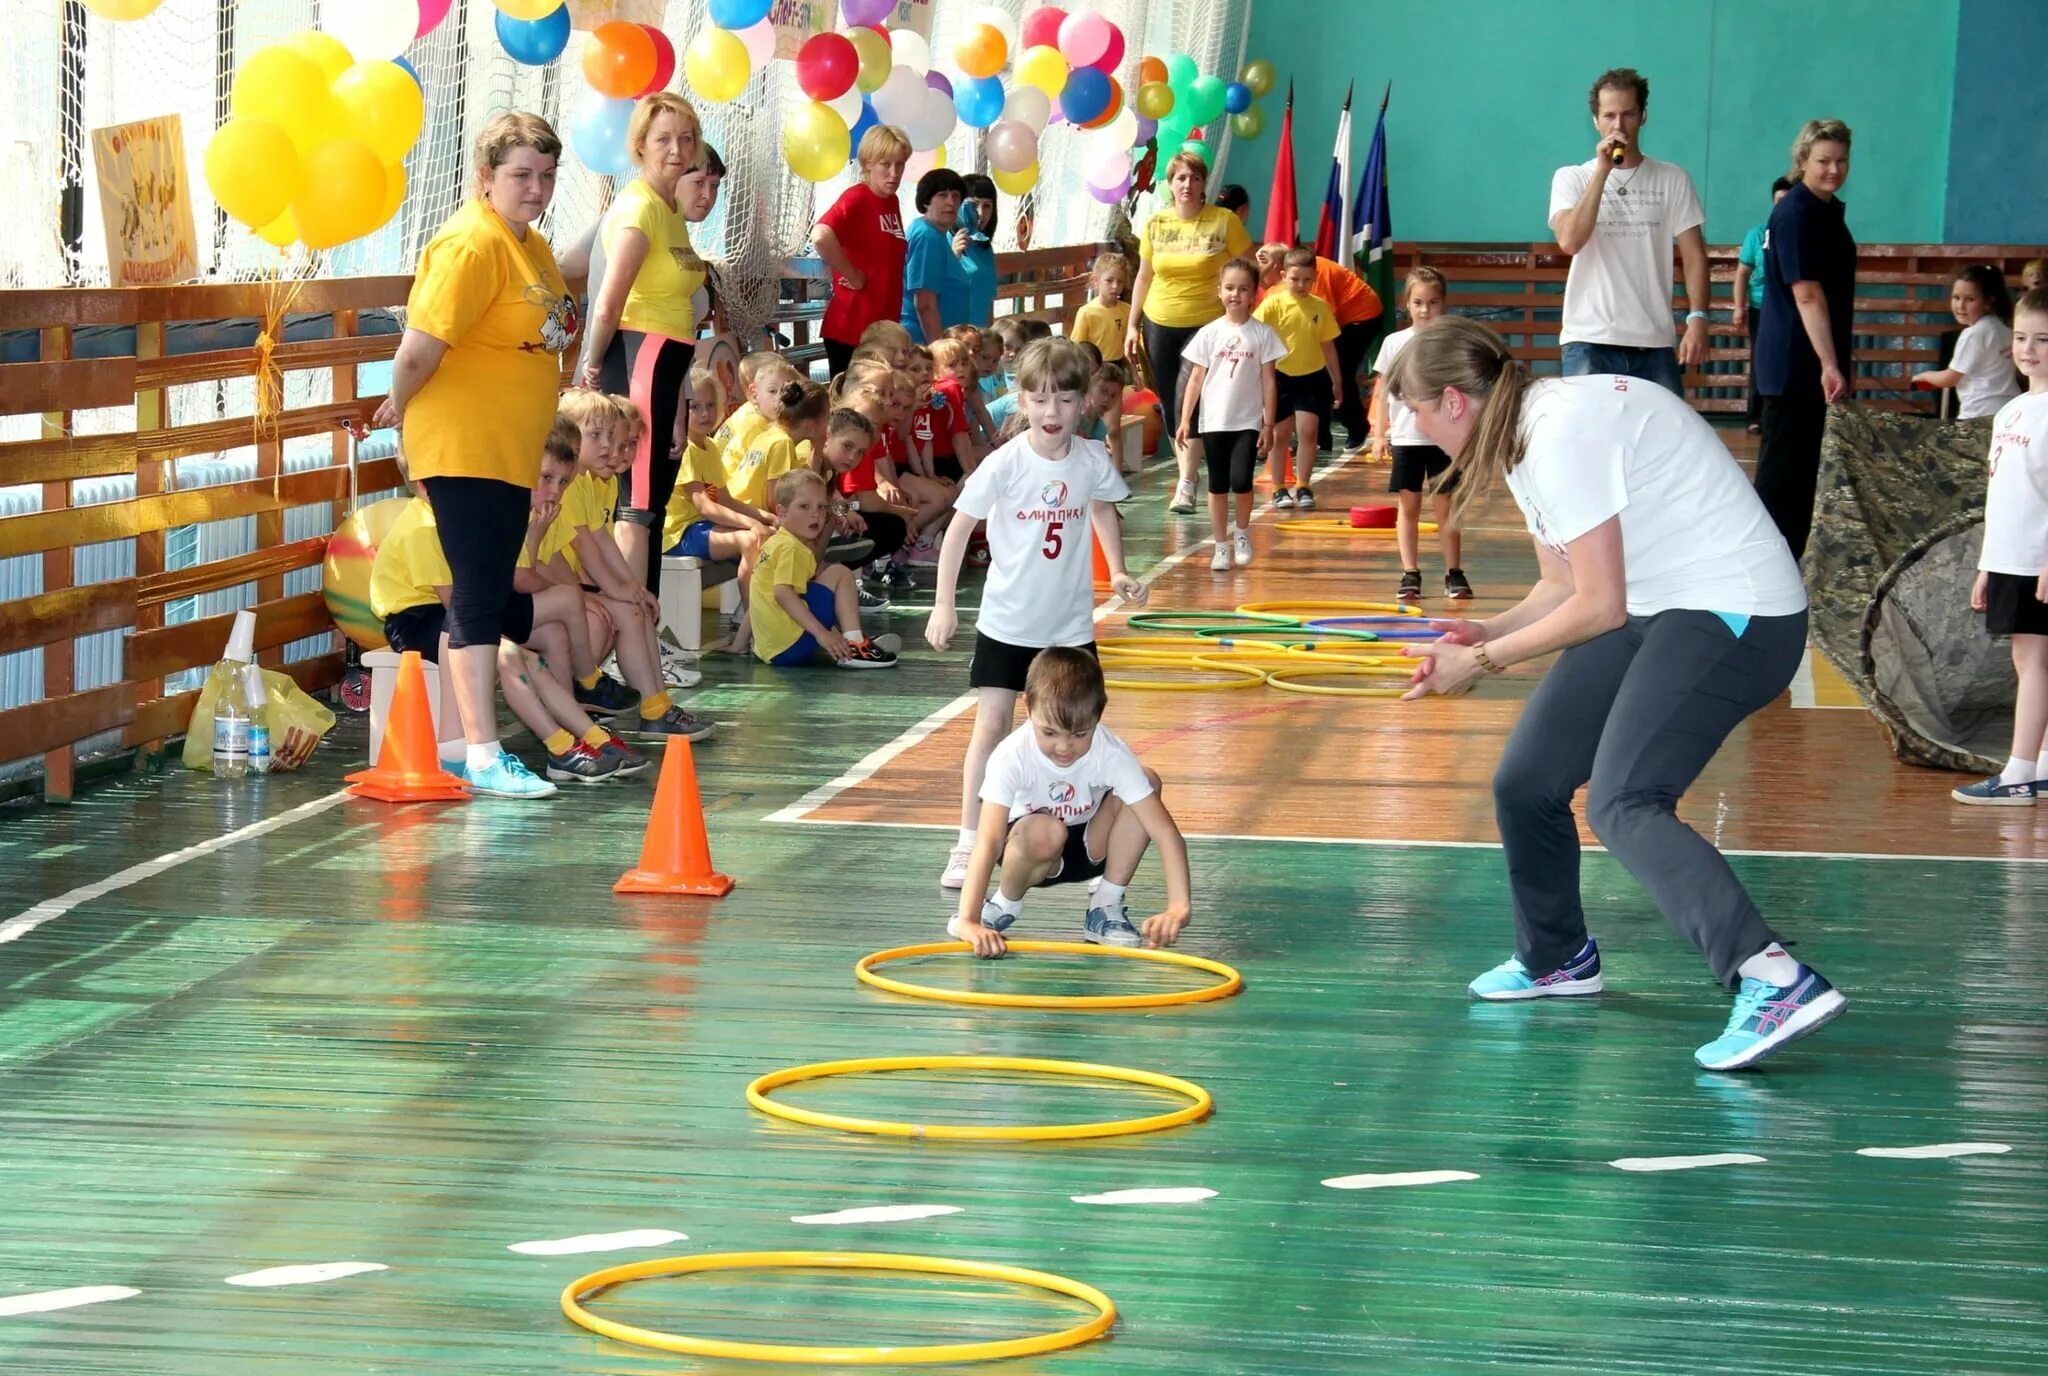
[958,204,998,328]
[1737,223,1768,308]
[900,216,971,344]
[1755,182,1856,398]
[987,390,1019,432]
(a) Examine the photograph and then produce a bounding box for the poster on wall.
[885,0,933,39]
[90,115,199,287]
[568,0,664,26]
[772,0,835,59]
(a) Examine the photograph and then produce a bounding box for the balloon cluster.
[1131,54,1276,174]
[946,5,1129,196]
[205,5,444,252]
[492,1,681,177]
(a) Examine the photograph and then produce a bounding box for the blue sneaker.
[1468,939,1604,1001]
[946,899,1017,941]
[1694,966,1846,1071]
[1952,774,2036,806]
[462,750,558,800]
[1084,904,1142,948]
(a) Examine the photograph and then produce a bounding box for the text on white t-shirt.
[1182,316,1290,433]
[1981,390,2048,576]
[1548,156,1704,350]
[953,435,1131,647]
[979,721,1156,826]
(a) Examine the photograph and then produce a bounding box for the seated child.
[916,339,982,479]
[1081,360,1128,442]
[947,646,1192,955]
[946,324,1001,447]
[858,318,915,371]
[664,366,775,564]
[749,469,899,669]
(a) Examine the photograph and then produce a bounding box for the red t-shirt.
[839,428,897,496]
[817,184,907,347]
[911,378,969,458]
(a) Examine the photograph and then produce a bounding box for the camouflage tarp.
[1804,405,2006,772]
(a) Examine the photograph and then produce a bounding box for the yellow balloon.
[332,61,424,163]
[256,208,299,249]
[1016,45,1069,100]
[492,0,561,17]
[782,100,850,183]
[82,0,161,18]
[1135,81,1175,120]
[374,162,407,231]
[204,117,301,228]
[232,47,337,159]
[848,26,892,95]
[683,26,750,104]
[993,161,1039,195]
[293,139,386,250]
[287,30,354,83]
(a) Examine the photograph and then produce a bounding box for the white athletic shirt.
[1182,316,1289,433]
[980,721,1155,826]
[1952,316,2021,420]
[1980,391,2048,576]
[953,434,1131,647]
[1372,327,1424,445]
[1548,156,1704,349]
[1507,376,1807,617]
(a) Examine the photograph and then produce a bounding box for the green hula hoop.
[1124,610,1301,634]
[1191,624,1380,643]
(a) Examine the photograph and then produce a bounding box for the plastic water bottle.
[213,690,250,778]
[241,663,271,776]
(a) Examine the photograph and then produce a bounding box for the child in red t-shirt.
[916,339,982,482]
[812,128,910,378]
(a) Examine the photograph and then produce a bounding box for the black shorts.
[600,329,694,535]
[1201,429,1260,494]
[383,592,535,659]
[417,475,532,650]
[1275,369,1334,424]
[1389,444,1457,494]
[1985,571,2048,637]
[932,452,965,484]
[1020,818,1108,888]
[968,633,1097,692]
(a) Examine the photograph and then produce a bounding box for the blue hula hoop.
[1305,615,1445,642]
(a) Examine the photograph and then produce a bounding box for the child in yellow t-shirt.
[710,350,786,475]
[1253,247,1343,510]
[664,367,775,563]
[1070,252,1132,363]
[749,470,897,669]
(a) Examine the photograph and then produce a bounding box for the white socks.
[957,826,977,848]
[2000,756,2036,786]
[1092,879,1129,910]
[438,740,465,765]
[466,740,504,771]
[989,892,1025,919]
[1737,944,1801,986]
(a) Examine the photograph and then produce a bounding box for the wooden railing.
[1397,242,2046,414]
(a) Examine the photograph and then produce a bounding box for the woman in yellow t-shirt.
[578,92,708,601]
[371,112,576,798]
[1123,152,1252,514]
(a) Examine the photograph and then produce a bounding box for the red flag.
[1262,83,1298,248]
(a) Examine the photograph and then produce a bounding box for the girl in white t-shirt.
[1389,315,1846,1074]
[948,647,1193,954]
[1953,288,2048,805]
[1370,267,1472,603]
[1913,266,2021,419]
[926,338,1145,890]
[1177,258,1289,571]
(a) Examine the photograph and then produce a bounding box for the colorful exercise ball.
[205,118,299,228]
[492,0,564,18]
[795,32,857,101]
[569,94,636,175]
[705,0,771,25]
[332,61,425,164]
[1224,81,1252,115]
[684,26,750,103]
[841,0,894,25]
[644,26,677,93]
[322,498,411,649]
[954,23,1007,80]
[286,31,353,83]
[1016,45,1069,99]
[82,0,162,17]
[847,26,892,94]
[993,161,1039,195]
[906,87,957,152]
[783,100,850,182]
[1001,85,1051,134]
[1056,11,1114,68]
[328,0,419,64]
[1020,5,1067,49]
[1059,65,1112,125]
[954,73,1005,129]
[293,140,386,250]
[1137,55,1167,86]
[891,28,931,73]
[870,64,925,126]
[231,48,335,157]
[1230,107,1265,140]
[984,119,1038,174]
[1184,73,1227,124]
[495,2,568,64]
[1240,57,1277,98]
[1135,81,1175,120]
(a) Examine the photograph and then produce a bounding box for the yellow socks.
[581,726,610,750]
[541,728,575,756]
[638,690,672,720]
[577,670,602,690]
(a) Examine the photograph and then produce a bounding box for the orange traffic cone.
[615,736,734,896]
[1091,527,1112,587]
[345,650,468,803]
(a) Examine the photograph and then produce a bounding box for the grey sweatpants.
[1493,608,1807,988]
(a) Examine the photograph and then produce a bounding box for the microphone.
[1609,144,1626,166]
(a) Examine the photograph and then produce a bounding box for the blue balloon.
[847,99,879,161]
[1060,67,1112,125]
[1224,81,1253,114]
[394,56,423,91]
[496,4,570,66]
[707,0,773,28]
[570,95,636,176]
[954,74,1005,129]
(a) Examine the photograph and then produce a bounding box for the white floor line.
[1609,1153,1766,1173]
[1854,1142,2011,1160]
[223,1262,387,1288]
[508,1229,688,1256]
[1071,1187,1217,1205]
[0,1286,141,1317]
[791,1204,962,1225]
[1321,1170,1479,1190]
[0,788,352,947]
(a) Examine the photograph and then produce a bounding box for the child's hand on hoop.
[957,918,1008,958]
[1140,909,1188,948]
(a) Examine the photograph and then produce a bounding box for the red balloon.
[1020,5,1068,49]
[795,32,858,101]
[641,25,676,95]
[1090,23,1125,73]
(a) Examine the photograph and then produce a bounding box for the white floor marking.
[1855,1142,2012,1160]
[0,1286,140,1318]
[1609,1153,1766,1173]
[508,1228,689,1256]
[1788,647,1862,711]
[1321,1170,1478,1191]
[791,1204,963,1226]
[1,788,351,947]
[223,1262,387,1288]
[1071,1187,1217,1205]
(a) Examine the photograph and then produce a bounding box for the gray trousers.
[1494,609,1807,987]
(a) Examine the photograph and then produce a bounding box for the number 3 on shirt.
[1042,520,1063,559]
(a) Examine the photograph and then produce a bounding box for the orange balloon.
[955,23,1007,80]
[583,20,657,98]
[1137,56,1167,86]
[1082,76,1123,129]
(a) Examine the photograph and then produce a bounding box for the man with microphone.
[1547,67,1710,395]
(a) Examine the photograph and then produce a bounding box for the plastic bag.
[183,664,336,772]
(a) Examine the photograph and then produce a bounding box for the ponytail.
[1383,314,1530,526]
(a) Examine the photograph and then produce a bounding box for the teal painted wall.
[1224,0,1959,248]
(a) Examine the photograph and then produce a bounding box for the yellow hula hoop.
[1272,519,1440,536]
[561,1250,1116,1365]
[1102,659,1267,691]
[1262,665,1414,698]
[1281,643,1413,667]
[1095,636,1238,660]
[1236,600,1423,618]
[855,939,1243,1010]
[746,1054,1214,1141]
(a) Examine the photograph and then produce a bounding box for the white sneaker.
[940,841,975,889]
[1210,543,1233,571]
[1169,480,1196,514]
[1232,528,1253,567]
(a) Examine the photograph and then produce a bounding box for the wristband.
[1472,644,1504,675]
[1685,310,1708,322]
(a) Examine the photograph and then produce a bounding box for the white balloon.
[871,63,925,125]
[970,5,1018,50]
[888,28,930,73]
[1000,85,1050,135]
[905,86,957,152]
[736,17,777,70]
[325,0,418,63]
[1085,146,1130,189]
[823,85,864,125]
[1102,107,1139,150]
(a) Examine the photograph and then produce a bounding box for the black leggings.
[825,338,857,380]
[601,329,694,586]
[859,509,909,563]
[1333,319,1376,443]
[1201,430,1259,494]
[1142,318,1203,451]
[418,476,530,650]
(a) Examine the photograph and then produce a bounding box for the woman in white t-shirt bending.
[1390,316,1846,1073]
[1912,266,2021,420]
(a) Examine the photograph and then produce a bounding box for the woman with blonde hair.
[1391,314,1845,1073]
[579,91,708,599]
[371,113,579,799]
[813,124,912,377]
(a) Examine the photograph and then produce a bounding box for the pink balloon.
[1090,23,1124,72]
[416,0,452,38]
[1057,12,1113,68]
[1020,5,1067,49]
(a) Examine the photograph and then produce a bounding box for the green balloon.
[1180,138,1210,165]
[1186,74,1226,125]
[1240,58,1276,99]
[1164,52,1198,88]
[1230,107,1265,140]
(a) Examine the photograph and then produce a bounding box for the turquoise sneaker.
[1468,938,1604,1001]
[463,750,558,800]
[1694,966,1846,1071]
